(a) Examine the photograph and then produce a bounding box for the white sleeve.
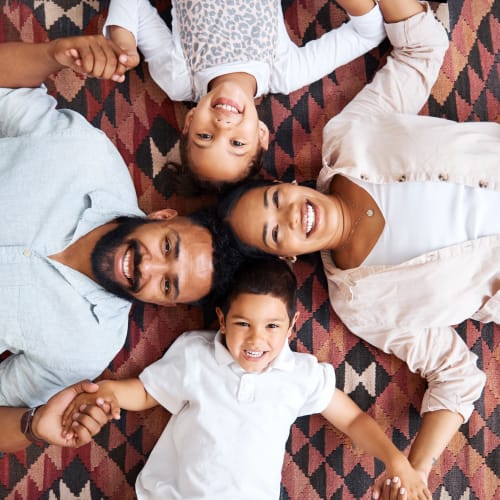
[271,4,385,95]
[139,333,192,414]
[297,358,336,417]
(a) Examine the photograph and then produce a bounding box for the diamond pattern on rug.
[0,1,498,499]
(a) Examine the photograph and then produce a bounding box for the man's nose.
[139,254,170,277]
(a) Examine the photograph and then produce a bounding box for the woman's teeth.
[306,202,315,235]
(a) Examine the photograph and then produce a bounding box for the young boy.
[63,259,429,499]
[99,0,385,191]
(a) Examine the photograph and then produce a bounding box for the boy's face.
[216,293,298,373]
[182,81,269,183]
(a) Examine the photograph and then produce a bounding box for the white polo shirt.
[136,330,336,499]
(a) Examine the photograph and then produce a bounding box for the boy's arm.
[322,389,431,499]
[0,381,109,453]
[0,36,129,88]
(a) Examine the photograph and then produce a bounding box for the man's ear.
[182,108,195,135]
[258,120,269,151]
[288,312,300,338]
[147,208,178,220]
[215,307,226,333]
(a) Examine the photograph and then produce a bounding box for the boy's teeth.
[215,103,238,113]
[306,202,315,235]
[245,350,264,358]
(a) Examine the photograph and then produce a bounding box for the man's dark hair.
[167,134,265,196]
[219,257,297,323]
[187,207,249,307]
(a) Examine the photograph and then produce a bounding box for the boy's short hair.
[220,257,297,323]
[170,134,264,196]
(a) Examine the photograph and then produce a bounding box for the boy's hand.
[374,463,431,500]
[108,26,141,70]
[50,35,130,81]
[62,381,121,435]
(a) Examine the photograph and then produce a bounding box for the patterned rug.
[1,0,499,498]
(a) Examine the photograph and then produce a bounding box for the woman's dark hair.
[166,135,265,197]
[217,179,276,257]
[219,257,297,323]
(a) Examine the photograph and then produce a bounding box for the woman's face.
[227,183,340,257]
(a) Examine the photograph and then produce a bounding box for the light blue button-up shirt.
[0,87,144,406]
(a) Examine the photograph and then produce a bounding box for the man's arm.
[0,381,109,453]
[0,36,130,88]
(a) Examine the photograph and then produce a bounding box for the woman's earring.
[291,179,298,185]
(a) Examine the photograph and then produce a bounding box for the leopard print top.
[174,0,279,99]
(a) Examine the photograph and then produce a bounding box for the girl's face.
[226,183,341,257]
[217,293,298,373]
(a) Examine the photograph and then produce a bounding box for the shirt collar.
[214,331,295,372]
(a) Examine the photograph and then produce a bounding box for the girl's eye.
[165,240,171,255]
[164,279,170,294]
[197,133,212,140]
[231,140,245,147]
[272,225,279,244]
[273,190,279,208]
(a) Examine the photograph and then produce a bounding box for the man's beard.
[91,216,153,301]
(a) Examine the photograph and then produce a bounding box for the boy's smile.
[217,292,298,373]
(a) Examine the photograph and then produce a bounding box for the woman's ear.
[215,307,226,333]
[279,255,297,264]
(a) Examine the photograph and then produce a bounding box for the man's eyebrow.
[264,188,269,208]
[262,222,269,247]
[172,276,179,301]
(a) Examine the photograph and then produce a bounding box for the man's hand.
[50,35,131,82]
[31,380,110,448]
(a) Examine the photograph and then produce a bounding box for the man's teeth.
[306,202,315,235]
[215,103,238,113]
[245,350,264,358]
[123,249,132,280]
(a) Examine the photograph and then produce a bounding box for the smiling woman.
[219,1,500,493]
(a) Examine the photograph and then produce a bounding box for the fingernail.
[400,487,406,495]
[386,479,391,486]
[393,476,400,483]
[119,54,128,63]
[73,412,80,419]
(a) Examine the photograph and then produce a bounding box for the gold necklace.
[335,193,375,250]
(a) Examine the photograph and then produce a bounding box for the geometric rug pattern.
[0,1,498,498]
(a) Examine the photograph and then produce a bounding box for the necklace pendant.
[366,209,374,217]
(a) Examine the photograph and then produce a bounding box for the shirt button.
[438,173,448,181]
[478,180,489,188]
[360,174,368,180]
[398,175,407,182]
[22,249,32,257]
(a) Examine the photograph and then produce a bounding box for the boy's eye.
[230,140,245,147]
[236,321,249,327]
[165,239,171,254]
[197,133,212,140]
[267,323,279,329]
[164,279,170,294]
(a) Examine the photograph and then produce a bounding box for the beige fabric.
[318,5,499,421]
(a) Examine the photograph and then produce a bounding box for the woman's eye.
[197,133,212,140]
[272,225,279,244]
[164,279,170,294]
[165,240,171,255]
[231,140,245,147]
[273,190,279,208]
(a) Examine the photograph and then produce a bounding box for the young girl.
[63,258,430,499]
[102,0,385,191]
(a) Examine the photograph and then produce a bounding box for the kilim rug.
[0,0,499,498]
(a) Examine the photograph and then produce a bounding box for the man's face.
[92,215,214,305]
